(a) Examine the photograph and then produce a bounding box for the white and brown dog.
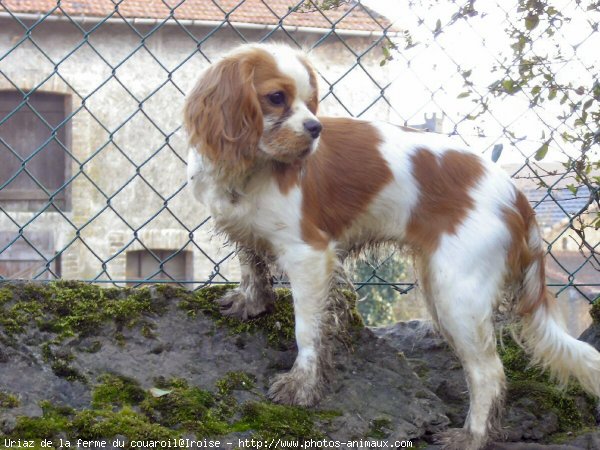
[184,43,600,449]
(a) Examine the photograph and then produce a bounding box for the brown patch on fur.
[183,50,265,177]
[503,189,549,315]
[503,190,535,279]
[406,149,485,254]
[300,117,393,248]
[272,160,301,195]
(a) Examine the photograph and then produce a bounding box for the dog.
[183,43,600,449]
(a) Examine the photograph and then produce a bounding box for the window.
[0,91,71,211]
[126,249,192,286]
[0,231,60,279]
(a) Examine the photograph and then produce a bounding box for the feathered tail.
[512,192,600,396]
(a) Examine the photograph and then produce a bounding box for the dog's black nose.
[303,119,322,139]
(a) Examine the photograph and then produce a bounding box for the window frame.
[0,90,73,212]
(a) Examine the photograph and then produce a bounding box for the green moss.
[179,286,295,348]
[41,343,87,383]
[498,333,548,383]
[507,381,595,432]
[499,331,597,432]
[236,401,339,441]
[0,287,14,305]
[591,297,600,324]
[154,284,189,301]
[9,371,340,443]
[92,374,146,408]
[12,401,73,439]
[3,282,346,442]
[141,378,216,427]
[216,371,256,395]
[366,417,392,439]
[0,390,19,408]
[50,360,87,383]
[181,286,361,349]
[70,407,180,441]
[0,282,167,342]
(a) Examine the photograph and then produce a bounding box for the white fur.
[186,43,600,449]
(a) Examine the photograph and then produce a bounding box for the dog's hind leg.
[421,252,507,450]
[218,247,275,320]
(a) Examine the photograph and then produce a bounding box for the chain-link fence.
[0,0,598,328]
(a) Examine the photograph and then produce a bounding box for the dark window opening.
[126,249,192,286]
[0,91,72,211]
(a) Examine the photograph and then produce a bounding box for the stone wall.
[0,17,390,284]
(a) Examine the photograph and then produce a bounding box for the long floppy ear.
[184,55,263,174]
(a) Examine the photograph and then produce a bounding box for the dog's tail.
[510,191,600,396]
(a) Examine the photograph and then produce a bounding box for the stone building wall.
[0,16,391,285]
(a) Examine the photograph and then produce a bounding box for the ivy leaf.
[525,14,540,30]
[502,79,519,94]
[535,141,550,161]
[566,184,579,196]
[491,143,504,162]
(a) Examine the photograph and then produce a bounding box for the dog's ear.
[184,55,263,174]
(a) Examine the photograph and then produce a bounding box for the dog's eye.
[267,91,286,106]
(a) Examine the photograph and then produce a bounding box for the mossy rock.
[0,281,167,341]
[0,281,445,445]
[91,373,146,408]
[181,285,362,349]
[8,372,338,445]
[0,281,361,350]
[0,390,19,408]
[591,297,600,324]
[366,417,393,439]
[499,331,597,434]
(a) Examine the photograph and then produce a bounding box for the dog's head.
[184,44,321,176]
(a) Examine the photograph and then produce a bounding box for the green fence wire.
[0,1,598,316]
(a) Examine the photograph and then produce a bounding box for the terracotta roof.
[1,0,393,32]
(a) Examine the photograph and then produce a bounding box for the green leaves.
[534,141,550,161]
[525,13,540,30]
[502,79,521,94]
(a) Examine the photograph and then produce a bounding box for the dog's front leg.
[268,244,335,406]
[218,247,275,320]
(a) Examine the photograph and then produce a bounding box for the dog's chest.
[210,181,300,249]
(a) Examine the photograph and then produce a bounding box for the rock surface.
[0,283,598,448]
[373,320,600,449]
[0,283,447,446]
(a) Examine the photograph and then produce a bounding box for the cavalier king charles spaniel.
[184,43,600,449]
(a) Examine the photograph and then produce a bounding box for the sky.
[359,0,599,165]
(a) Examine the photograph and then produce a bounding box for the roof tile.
[1,0,392,32]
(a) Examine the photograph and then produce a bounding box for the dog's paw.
[434,428,487,450]
[217,289,272,321]
[268,370,323,406]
